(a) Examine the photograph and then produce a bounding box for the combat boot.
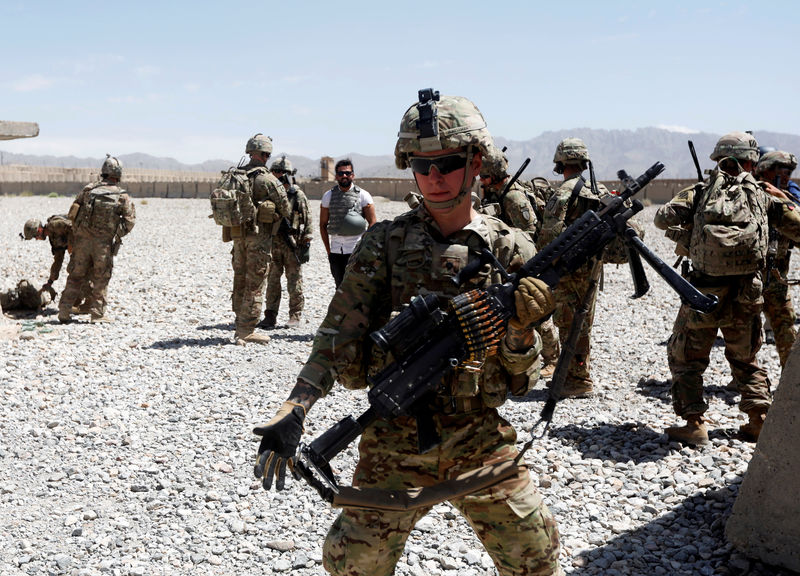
[666,416,709,445]
[739,410,766,442]
[57,311,72,324]
[558,377,594,399]
[287,313,301,327]
[539,360,557,380]
[257,310,277,330]
[71,302,93,315]
[235,329,270,346]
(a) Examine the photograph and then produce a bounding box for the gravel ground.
[1,195,797,576]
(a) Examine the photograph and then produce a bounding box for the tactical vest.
[690,171,769,276]
[336,211,526,408]
[326,185,367,236]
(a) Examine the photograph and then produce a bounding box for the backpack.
[527,177,555,222]
[85,186,123,236]
[689,171,769,276]
[210,168,256,227]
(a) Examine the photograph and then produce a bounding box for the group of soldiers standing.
[6,88,800,575]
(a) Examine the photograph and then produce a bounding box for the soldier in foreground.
[261,156,312,328]
[253,90,563,576]
[57,155,135,324]
[655,132,800,444]
[537,138,610,397]
[228,134,290,345]
[755,150,798,366]
[480,145,561,379]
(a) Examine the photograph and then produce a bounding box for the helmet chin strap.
[422,148,475,211]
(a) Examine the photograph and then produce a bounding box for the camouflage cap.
[395,93,493,170]
[270,155,295,174]
[479,144,509,180]
[23,218,42,240]
[101,154,122,180]
[710,132,759,163]
[553,138,590,164]
[755,150,798,177]
[246,133,273,155]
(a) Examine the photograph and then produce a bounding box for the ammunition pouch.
[222,226,232,243]
[666,225,691,257]
[257,200,276,224]
[67,202,81,222]
[229,225,244,239]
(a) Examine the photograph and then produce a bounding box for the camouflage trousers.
[552,269,598,384]
[762,265,797,367]
[264,235,304,318]
[668,279,771,418]
[322,409,562,576]
[231,231,272,332]
[537,317,560,364]
[59,234,114,318]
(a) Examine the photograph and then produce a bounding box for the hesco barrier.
[1,167,797,204]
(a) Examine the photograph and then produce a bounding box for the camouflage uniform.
[230,162,290,337]
[757,150,799,366]
[655,169,800,422]
[264,183,312,322]
[538,175,610,391]
[762,234,796,365]
[299,204,561,576]
[481,150,559,373]
[58,166,135,322]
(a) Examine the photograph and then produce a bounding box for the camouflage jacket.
[287,185,312,244]
[298,206,541,407]
[482,180,538,236]
[45,214,73,283]
[537,175,610,249]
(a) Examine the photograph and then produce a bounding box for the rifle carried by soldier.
[292,162,719,506]
[278,218,300,264]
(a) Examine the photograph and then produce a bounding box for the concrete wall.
[0,165,795,204]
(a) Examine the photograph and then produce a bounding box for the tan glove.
[513,277,554,328]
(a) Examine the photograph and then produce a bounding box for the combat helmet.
[755,150,798,178]
[246,133,273,155]
[270,156,295,175]
[553,138,590,164]
[23,218,42,240]
[480,144,509,182]
[101,154,122,180]
[395,89,493,208]
[710,132,759,164]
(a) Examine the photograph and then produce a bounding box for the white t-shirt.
[321,186,374,254]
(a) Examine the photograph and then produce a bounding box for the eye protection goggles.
[409,152,468,176]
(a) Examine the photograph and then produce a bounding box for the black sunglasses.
[336,170,354,176]
[409,152,468,176]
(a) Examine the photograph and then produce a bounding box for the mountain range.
[2,128,798,181]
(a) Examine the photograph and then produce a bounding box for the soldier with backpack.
[655,132,800,444]
[214,134,290,345]
[57,155,135,324]
[260,156,312,329]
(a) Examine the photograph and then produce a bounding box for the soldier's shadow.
[548,422,668,464]
[3,308,58,320]
[268,333,315,343]
[635,377,738,407]
[568,483,794,576]
[147,336,231,349]
[195,322,235,331]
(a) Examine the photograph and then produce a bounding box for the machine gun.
[292,162,718,504]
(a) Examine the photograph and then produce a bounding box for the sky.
[2,0,799,165]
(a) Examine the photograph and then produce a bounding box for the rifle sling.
[564,176,586,218]
[330,459,524,511]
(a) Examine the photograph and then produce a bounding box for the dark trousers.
[328,253,351,288]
